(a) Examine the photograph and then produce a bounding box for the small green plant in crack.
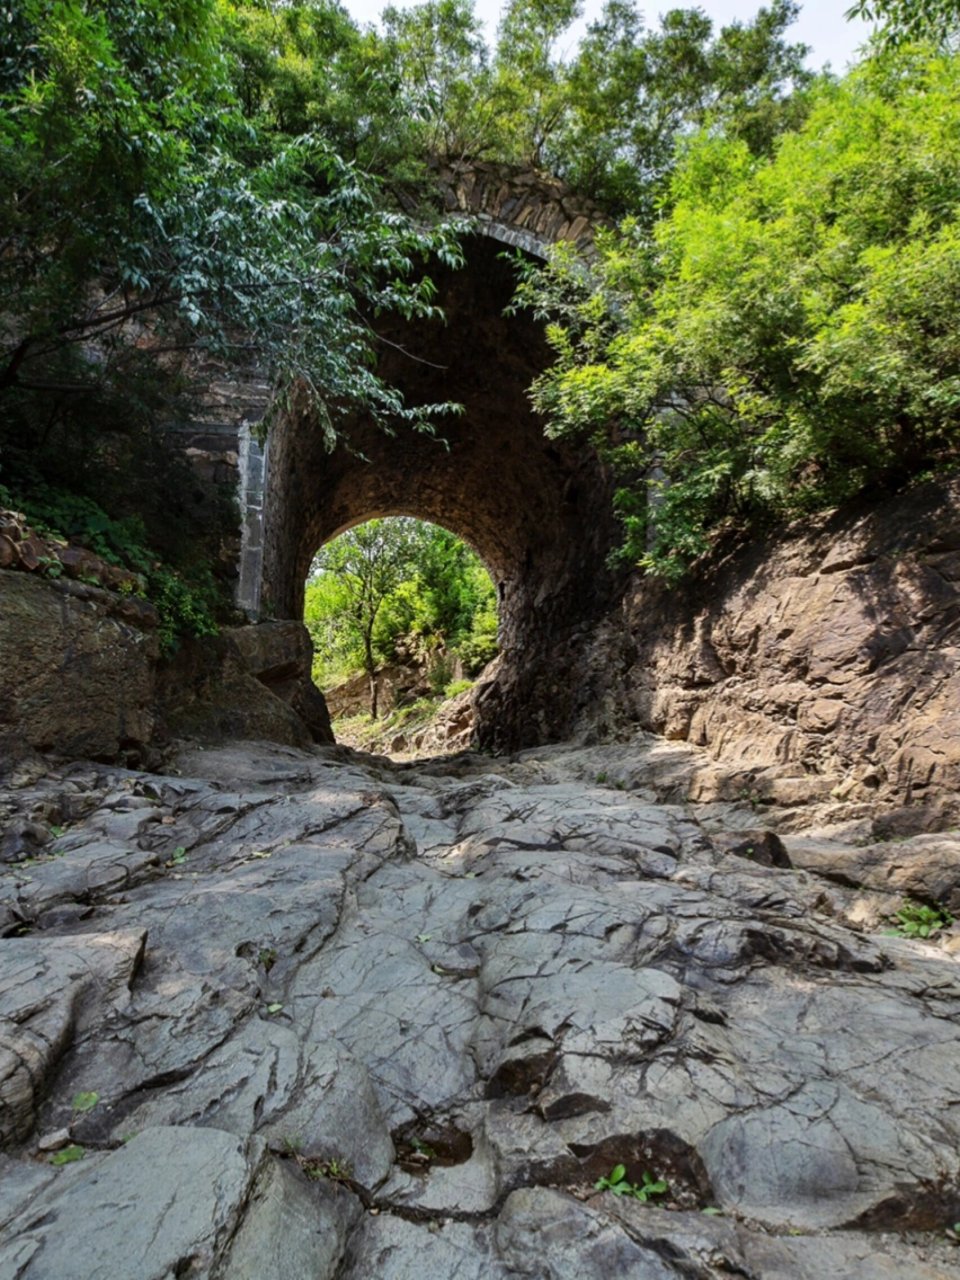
[166,846,188,868]
[594,1165,668,1203]
[300,1154,353,1183]
[887,900,953,939]
[258,947,278,972]
[71,1091,99,1114]
[49,1144,85,1166]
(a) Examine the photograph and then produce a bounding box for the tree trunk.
[364,631,378,719]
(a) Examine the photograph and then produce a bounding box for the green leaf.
[72,1091,99,1113]
[609,1164,626,1184]
[266,1002,284,1014]
[50,1145,85,1166]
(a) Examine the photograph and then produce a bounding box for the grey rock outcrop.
[157,619,333,748]
[0,570,333,762]
[621,478,960,822]
[1,734,958,1276]
[0,572,158,760]
[476,477,960,829]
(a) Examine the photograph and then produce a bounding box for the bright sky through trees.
[341,0,874,71]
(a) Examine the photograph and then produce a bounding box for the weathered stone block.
[0,573,157,759]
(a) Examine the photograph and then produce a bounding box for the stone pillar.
[236,423,268,620]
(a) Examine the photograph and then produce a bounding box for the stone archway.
[259,192,622,751]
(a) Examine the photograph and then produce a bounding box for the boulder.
[155,627,321,749]
[0,573,158,760]
[224,620,333,743]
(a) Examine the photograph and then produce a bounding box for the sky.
[340,0,875,73]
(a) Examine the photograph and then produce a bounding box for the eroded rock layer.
[479,478,960,825]
[1,737,958,1277]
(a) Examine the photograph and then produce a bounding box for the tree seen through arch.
[304,518,498,721]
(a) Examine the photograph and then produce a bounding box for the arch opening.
[305,516,499,755]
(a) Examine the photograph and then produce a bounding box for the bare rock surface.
[0,572,158,760]
[1,735,959,1277]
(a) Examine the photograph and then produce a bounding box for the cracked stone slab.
[2,737,960,1277]
[0,1126,264,1280]
[0,930,145,1146]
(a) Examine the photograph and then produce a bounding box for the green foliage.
[444,677,474,698]
[221,0,813,224]
[353,0,812,220]
[594,1165,668,1202]
[0,0,464,455]
[5,488,149,573]
[71,1091,99,1113]
[305,518,498,697]
[847,0,960,49]
[1,0,474,665]
[549,0,813,218]
[148,565,219,654]
[887,900,954,938]
[381,0,492,165]
[306,518,420,712]
[427,651,456,696]
[519,48,960,578]
[49,1144,86,1166]
[2,483,221,653]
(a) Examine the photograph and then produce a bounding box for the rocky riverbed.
[1,733,960,1278]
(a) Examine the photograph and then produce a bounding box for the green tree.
[309,519,419,716]
[493,0,581,166]
[555,0,812,217]
[305,519,498,707]
[220,0,428,188]
[380,0,493,162]
[0,0,466,648]
[847,0,960,48]
[517,47,960,578]
[0,0,462,445]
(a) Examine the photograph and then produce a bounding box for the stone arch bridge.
[178,163,619,750]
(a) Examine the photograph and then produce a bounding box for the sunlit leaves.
[520,48,960,578]
[305,520,497,688]
[847,0,960,49]
[0,0,465,439]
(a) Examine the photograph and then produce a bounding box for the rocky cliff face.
[0,573,159,761]
[478,478,960,832]
[0,569,330,760]
[623,478,960,827]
